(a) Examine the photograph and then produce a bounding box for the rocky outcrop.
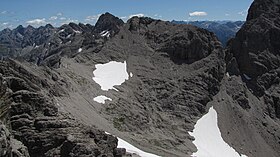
[222,0,280,156]
[0,59,119,157]
[172,20,245,46]
[128,17,222,63]
[227,0,280,93]
[0,122,30,157]
[226,0,280,121]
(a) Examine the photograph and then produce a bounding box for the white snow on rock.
[105,132,160,157]
[117,138,161,157]
[78,48,82,53]
[66,34,72,38]
[92,61,129,91]
[243,74,251,80]
[58,29,65,33]
[100,30,110,37]
[93,95,112,104]
[226,72,230,77]
[74,30,81,34]
[130,72,133,77]
[189,107,247,157]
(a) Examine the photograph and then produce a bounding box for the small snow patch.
[130,72,133,77]
[189,107,247,157]
[92,61,129,91]
[66,34,72,38]
[100,30,110,37]
[226,72,230,77]
[74,30,81,34]
[243,74,251,80]
[93,95,112,104]
[58,29,65,33]
[78,48,82,53]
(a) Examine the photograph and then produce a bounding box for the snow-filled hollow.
[189,107,247,157]
[93,95,112,104]
[92,61,129,91]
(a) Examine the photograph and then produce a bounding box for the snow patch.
[189,107,247,157]
[93,95,112,104]
[243,74,251,80]
[105,132,160,157]
[78,48,82,53]
[58,29,65,33]
[74,30,81,34]
[66,34,72,38]
[100,30,110,37]
[92,61,129,91]
[130,72,133,77]
[226,72,230,77]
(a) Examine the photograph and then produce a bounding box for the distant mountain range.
[172,20,245,46]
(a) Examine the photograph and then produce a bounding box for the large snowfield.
[92,61,129,91]
[189,107,247,157]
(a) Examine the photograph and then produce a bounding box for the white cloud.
[2,22,9,26]
[129,13,144,18]
[57,12,63,16]
[1,11,7,14]
[60,18,78,25]
[60,17,66,20]
[49,16,58,20]
[189,11,208,17]
[85,14,101,22]
[26,18,46,25]
[225,13,230,16]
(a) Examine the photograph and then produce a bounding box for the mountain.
[172,20,245,46]
[0,0,280,156]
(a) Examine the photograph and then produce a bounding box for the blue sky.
[0,0,253,30]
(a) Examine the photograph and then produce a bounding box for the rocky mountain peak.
[94,12,124,34]
[45,24,54,29]
[247,0,280,21]
[227,0,280,81]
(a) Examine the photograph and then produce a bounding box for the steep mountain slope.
[172,20,244,46]
[0,0,280,156]
[221,0,280,156]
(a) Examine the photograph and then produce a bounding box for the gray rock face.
[226,0,280,120]
[0,122,12,157]
[227,0,280,82]
[0,121,30,157]
[128,17,222,64]
[172,20,245,46]
[0,59,118,157]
